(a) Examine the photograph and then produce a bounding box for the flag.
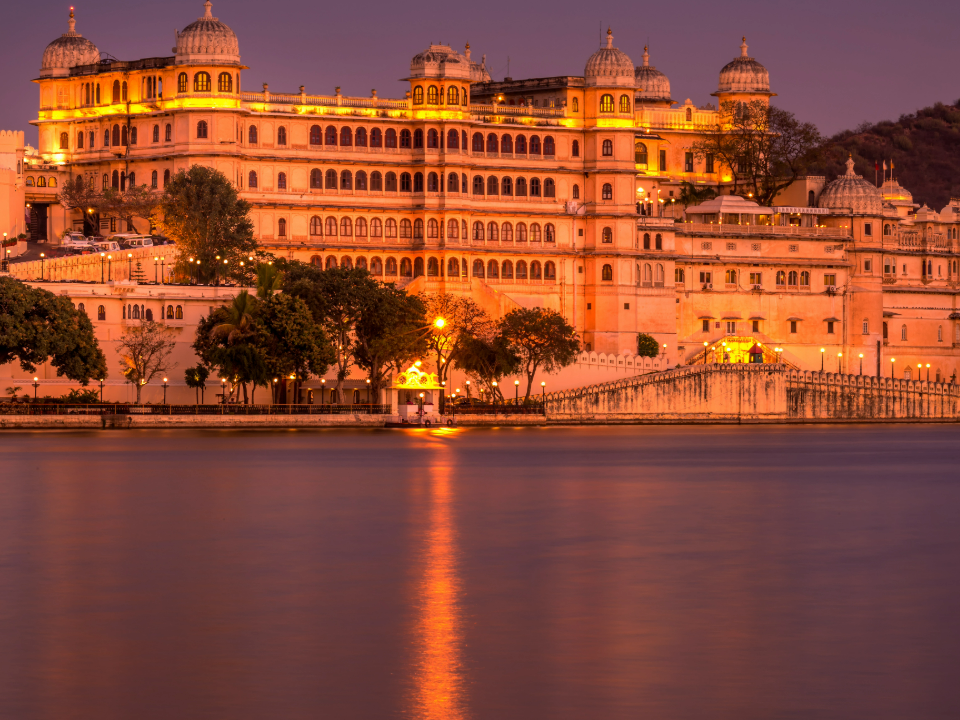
[882,161,887,171]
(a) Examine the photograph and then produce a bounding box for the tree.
[691,100,823,205]
[195,295,268,404]
[636,333,660,358]
[456,335,520,403]
[0,277,107,383]
[420,293,495,410]
[354,284,428,401]
[677,181,718,208]
[58,178,160,234]
[117,320,177,404]
[158,166,257,284]
[184,365,209,404]
[499,308,580,401]
[255,262,284,299]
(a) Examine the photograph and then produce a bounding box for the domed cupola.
[714,37,772,96]
[409,43,471,80]
[41,7,99,78]
[175,1,240,66]
[818,157,883,216]
[584,29,635,87]
[634,46,671,104]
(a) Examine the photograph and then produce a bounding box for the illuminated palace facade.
[27,3,960,380]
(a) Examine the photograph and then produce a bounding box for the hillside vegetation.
[817,100,960,210]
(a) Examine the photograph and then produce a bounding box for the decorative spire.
[606,28,614,49]
[740,36,748,57]
[68,6,76,34]
[465,42,471,60]
[845,155,856,176]
[203,0,213,19]
[642,45,649,67]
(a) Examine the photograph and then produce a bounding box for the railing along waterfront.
[0,403,393,416]
[681,223,851,238]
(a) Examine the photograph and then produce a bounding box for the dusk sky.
[4,0,959,145]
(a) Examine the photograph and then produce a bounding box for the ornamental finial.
[740,36,748,57]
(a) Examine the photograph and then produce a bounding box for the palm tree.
[677,181,718,208]
[213,291,257,345]
[256,263,284,299]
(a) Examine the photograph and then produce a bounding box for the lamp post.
[859,353,864,376]
[215,255,221,286]
[127,252,133,280]
[366,378,371,406]
[492,380,498,411]
[220,377,227,404]
[418,392,425,425]
[33,376,39,401]
[320,378,326,406]
[917,363,922,382]
[837,352,843,374]
[99,378,104,402]
[107,254,112,281]
[926,363,931,382]
[541,381,546,415]
[162,377,168,405]
[465,379,471,399]
[820,347,825,372]
[703,341,708,364]
[39,253,45,280]
[514,379,520,406]
[100,252,106,283]
[160,256,165,285]
[890,358,896,379]
[154,256,159,283]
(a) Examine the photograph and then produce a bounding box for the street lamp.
[541,380,546,414]
[33,376,39,401]
[160,256,165,284]
[820,347,825,372]
[39,253,45,280]
[220,377,227,404]
[320,378,326,405]
[154,256,159,283]
[890,358,896,378]
[492,380,498,408]
[859,353,864,376]
[100,252,106,283]
[99,378,104,402]
[837,352,843,373]
[107,254,112,281]
[926,363,931,382]
[465,379,471,399]
[703,340,708,364]
[514,379,520,406]
[127,252,133,280]
[162,377,168,405]
[917,363,922,381]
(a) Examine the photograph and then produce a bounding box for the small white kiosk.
[387,362,446,426]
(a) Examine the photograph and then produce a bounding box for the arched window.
[355,256,367,271]
[530,135,541,155]
[341,170,353,190]
[488,222,499,242]
[462,174,468,193]
[95,305,106,321]
[194,72,211,92]
[635,141,649,165]
[515,135,527,155]
[530,261,542,280]
[339,126,352,147]
[441,218,456,239]
[368,127,381,148]
[602,139,613,156]
[370,218,382,237]
[473,176,485,195]
[371,256,383,275]
[309,169,322,189]
[447,129,459,149]
[325,256,338,270]
[400,129,412,148]
[307,125,321,145]
[95,83,101,103]
[472,259,485,278]
[165,123,172,142]
[473,221,484,241]
[175,306,183,320]
[104,129,110,146]
[901,324,907,341]
[428,219,439,238]
[325,169,338,189]
[413,258,424,277]
[487,133,499,153]
[487,260,499,278]
[545,261,556,280]
[413,86,424,105]
[385,172,398,191]
[151,170,158,188]
[512,260,526,280]
[800,271,810,287]
[355,218,368,237]
[356,170,368,191]
[326,217,338,236]
[600,94,614,113]
[619,95,631,113]
[218,72,232,92]
[276,126,287,146]
[400,172,412,192]
[371,171,383,191]
[59,132,68,149]
[163,169,170,186]
[602,183,613,200]
[112,124,120,145]
[385,128,397,148]
[121,126,129,146]
[447,172,459,193]
[655,233,663,250]
[685,107,693,122]
[602,264,613,281]
[472,133,484,152]
[642,264,652,286]
[643,233,651,250]
[197,120,208,138]
[447,86,459,105]
[776,270,786,287]
[447,258,460,277]
[248,171,258,188]
[808,189,816,207]
[310,216,322,236]
[788,270,798,287]
[386,257,398,275]
[427,85,439,104]
[530,178,542,197]
[602,227,613,243]
[340,217,352,236]
[278,218,287,237]
[248,125,258,144]
[572,139,580,157]
[543,136,555,156]
[152,124,159,143]
[938,325,943,342]
[516,222,528,243]
[400,258,412,277]
[502,260,514,280]
[400,219,413,238]
[544,178,555,198]
[325,126,337,146]
[111,170,119,189]
[385,218,398,237]
[526,223,538,243]
[573,184,580,199]
[726,269,737,284]
[427,257,439,276]
[655,264,665,285]
[487,176,499,195]
[111,79,121,103]
[545,223,555,243]
[427,129,439,148]
[277,171,287,190]
[413,172,423,192]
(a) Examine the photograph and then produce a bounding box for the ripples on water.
[1,425,959,720]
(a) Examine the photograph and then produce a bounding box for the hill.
[816,100,960,210]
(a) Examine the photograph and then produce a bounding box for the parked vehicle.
[112,234,154,249]
[93,240,122,253]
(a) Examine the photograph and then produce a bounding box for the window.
[800,271,810,287]
[197,120,208,138]
[599,94,614,113]
[530,178,541,197]
[502,222,513,242]
[325,126,337,146]
[384,218,397,237]
[572,184,579,199]
[749,272,761,285]
[447,86,459,105]
[340,217,352,236]
[530,136,541,155]
[175,306,183,320]
[599,264,613,282]
[502,260,514,280]
[864,222,872,237]
[59,132,68,150]
[676,268,685,283]
[151,170,158,188]
[515,135,527,154]
[789,244,799,253]
[218,72,232,92]
[901,325,907,341]
[487,176,498,195]
[326,217,338,236]
[726,269,738,285]
[163,169,169,186]
[862,319,869,335]
[702,319,710,332]
[112,124,121,145]
[544,136,555,156]
[165,123,172,142]
[545,223,555,243]
[659,149,667,172]
[427,129,439,149]
[473,176,484,195]
[602,139,613,156]
[369,171,383,192]
[248,171,258,188]
[446,129,459,150]
[325,169,337,189]
[400,219,413,238]
[356,218,367,237]
[501,176,512,196]
[776,270,786,287]
[277,126,287,146]
[699,271,712,284]
[400,129,412,148]
[341,170,353,190]
[355,127,367,147]
[826,320,835,334]
[310,169,322,189]
[706,153,715,173]
[788,271,798,287]
[635,141,648,166]
[385,172,397,191]
[428,219,439,238]
[655,234,662,250]
[278,218,287,237]
[152,124,159,143]
[515,177,527,196]
[938,325,943,342]
[790,320,797,334]
[248,126,258,144]
[413,86,424,105]
[400,173,412,192]
[278,172,287,190]
[97,305,105,321]
[602,227,613,243]
[824,273,836,286]
[530,223,541,243]
[572,140,580,158]
[602,183,613,200]
[356,171,367,191]
[473,221,484,241]
[414,258,424,277]
[447,219,459,239]
[194,72,211,92]
[482,259,497,279]
[684,152,694,172]
[310,216,322,236]
[309,125,321,145]
[619,95,631,113]
[571,97,579,112]
[726,321,737,334]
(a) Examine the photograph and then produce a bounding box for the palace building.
[15,2,960,386]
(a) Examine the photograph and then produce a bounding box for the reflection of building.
[17,3,960,382]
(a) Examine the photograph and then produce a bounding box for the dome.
[634,46,671,102]
[716,37,771,95]
[409,43,471,80]
[584,29,635,88]
[175,1,240,66]
[818,157,883,216]
[40,8,99,78]
[880,178,914,205]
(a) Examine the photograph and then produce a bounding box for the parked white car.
[112,234,154,249]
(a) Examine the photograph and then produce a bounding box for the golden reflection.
[409,445,468,719]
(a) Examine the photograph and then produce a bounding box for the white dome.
[409,43,471,80]
[819,157,883,216]
[584,29,635,88]
[716,37,770,95]
[41,8,99,78]
[175,1,240,66]
[634,46,671,102]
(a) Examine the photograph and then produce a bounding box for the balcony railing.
[681,223,851,238]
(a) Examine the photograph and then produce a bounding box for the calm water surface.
[1,425,959,719]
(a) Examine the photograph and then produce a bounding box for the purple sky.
[5,0,959,145]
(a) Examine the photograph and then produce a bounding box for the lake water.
[1,425,959,719]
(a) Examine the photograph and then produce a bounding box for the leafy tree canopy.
[354,284,428,398]
[636,333,660,358]
[498,307,580,401]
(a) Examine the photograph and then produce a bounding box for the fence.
[0,403,393,416]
